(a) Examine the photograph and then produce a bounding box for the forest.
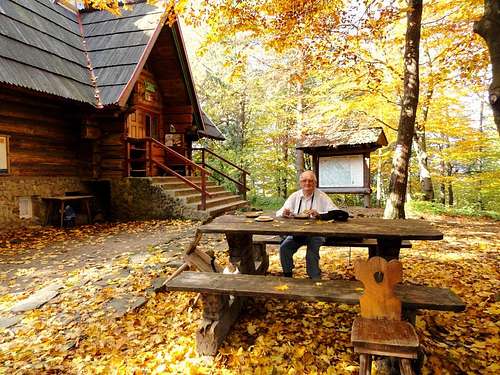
[186,1,499,218]
[85,0,499,217]
[0,1,498,374]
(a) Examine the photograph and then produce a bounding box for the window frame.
[0,135,10,175]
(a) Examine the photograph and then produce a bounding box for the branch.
[355,110,398,132]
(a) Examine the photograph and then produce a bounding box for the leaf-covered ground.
[0,215,498,374]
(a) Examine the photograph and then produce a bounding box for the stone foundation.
[109,178,209,222]
[0,177,208,229]
[0,176,88,228]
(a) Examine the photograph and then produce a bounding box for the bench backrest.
[354,256,403,321]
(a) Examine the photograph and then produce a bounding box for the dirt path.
[0,221,197,293]
[0,214,498,374]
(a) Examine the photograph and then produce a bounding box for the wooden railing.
[192,147,250,200]
[126,137,212,210]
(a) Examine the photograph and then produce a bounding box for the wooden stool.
[351,256,419,375]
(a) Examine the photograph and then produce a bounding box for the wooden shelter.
[297,127,388,207]
[0,0,247,227]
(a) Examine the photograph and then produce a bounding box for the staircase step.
[167,185,226,197]
[204,200,249,216]
[184,190,233,204]
[151,176,208,183]
[190,195,242,210]
[153,180,219,190]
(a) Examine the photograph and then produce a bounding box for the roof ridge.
[76,11,102,108]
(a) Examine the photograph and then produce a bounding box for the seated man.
[276,170,337,279]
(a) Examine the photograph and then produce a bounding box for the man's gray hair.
[300,170,317,183]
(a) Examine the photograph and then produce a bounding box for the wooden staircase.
[152,176,249,216]
[128,138,148,177]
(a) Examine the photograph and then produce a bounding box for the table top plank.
[166,272,465,312]
[199,215,443,240]
[42,195,94,201]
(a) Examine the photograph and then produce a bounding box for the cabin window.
[19,197,33,219]
[0,135,9,174]
[144,80,157,102]
[318,155,364,188]
[145,113,160,140]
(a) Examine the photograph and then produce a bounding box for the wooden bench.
[165,271,465,355]
[253,235,412,260]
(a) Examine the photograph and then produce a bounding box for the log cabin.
[0,0,249,228]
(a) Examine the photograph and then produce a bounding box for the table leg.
[44,202,52,226]
[60,201,64,228]
[375,238,402,261]
[226,233,256,274]
[85,199,92,224]
[195,233,256,355]
[252,242,269,275]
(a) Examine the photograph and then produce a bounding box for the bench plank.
[252,235,412,248]
[166,272,465,312]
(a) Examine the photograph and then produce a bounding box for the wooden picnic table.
[179,214,448,355]
[199,214,443,272]
[42,195,94,227]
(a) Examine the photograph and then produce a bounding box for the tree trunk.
[413,134,434,200]
[474,0,500,135]
[295,81,305,185]
[439,155,446,204]
[282,132,289,199]
[414,71,435,201]
[376,148,383,207]
[447,163,454,206]
[384,0,423,219]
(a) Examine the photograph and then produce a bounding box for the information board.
[318,155,364,187]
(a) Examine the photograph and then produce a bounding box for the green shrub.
[248,195,286,211]
[409,201,500,220]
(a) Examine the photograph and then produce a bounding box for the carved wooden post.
[226,233,255,274]
[201,293,229,320]
[375,238,402,261]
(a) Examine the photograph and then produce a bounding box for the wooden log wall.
[0,88,92,177]
[98,114,127,179]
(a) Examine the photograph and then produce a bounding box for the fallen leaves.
[275,284,289,291]
[0,215,498,373]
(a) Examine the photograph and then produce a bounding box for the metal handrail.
[149,138,211,175]
[126,137,212,210]
[204,163,250,191]
[192,147,249,200]
[192,147,249,174]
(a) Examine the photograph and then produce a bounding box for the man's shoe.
[283,272,293,278]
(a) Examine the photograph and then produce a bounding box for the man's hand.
[305,209,320,218]
[282,208,292,217]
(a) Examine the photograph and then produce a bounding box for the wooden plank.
[165,272,465,312]
[354,257,402,320]
[200,215,443,240]
[252,235,412,248]
[351,318,419,356]
[196,296,244,355]
[164,105,193,114]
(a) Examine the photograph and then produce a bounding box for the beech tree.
[474,0,500,135]
[383,0,423,219]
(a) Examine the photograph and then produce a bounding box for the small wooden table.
[42,195,94,227]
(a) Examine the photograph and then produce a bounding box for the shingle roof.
[0,0,164,106]
[81,2,164,105]
[297,127,388,150]
[0,0,94,103]
[0,0,216,139]
[199,112,225,140]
